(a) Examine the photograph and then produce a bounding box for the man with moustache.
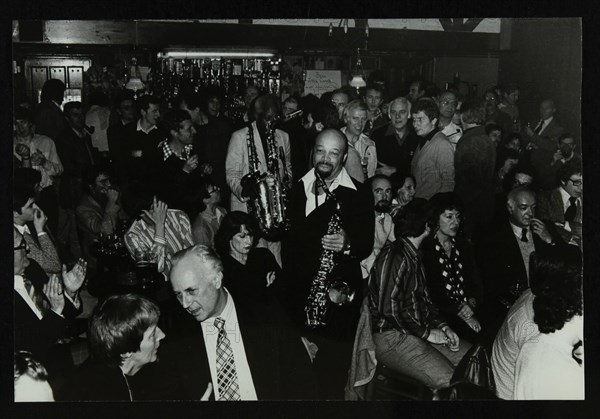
[284,129,374,399]
[360,175,396,279]
[166,245,315,400]
[371,97,419,177]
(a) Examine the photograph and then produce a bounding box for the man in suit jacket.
[14,227,86,378]
[523,99,565,190]
[475,187,566,345]
[167,245,315,401]
[536,159,582,246]
[225,95,292,266]
[283,129,374,399]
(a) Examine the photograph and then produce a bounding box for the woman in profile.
[58,294,167,401]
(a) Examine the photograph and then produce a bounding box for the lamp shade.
[349,74,366,89]
[125,77,145,91]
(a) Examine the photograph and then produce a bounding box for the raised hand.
[457,303,474,320]
[62,259,87,297]
[143,197,168,228]
[183,155,199,173]
[44,274,65,314]
[531,218,553,244]
[32,204,48,233]
[30,149,46,166]
[15,143,31,158]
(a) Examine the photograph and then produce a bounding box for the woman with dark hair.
[389,173,416,217]
[59,294,166,401]
[214,211,281,303]
[513,247,583,399]
[422,192,483,343]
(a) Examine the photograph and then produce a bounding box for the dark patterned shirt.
[368,237,446,339]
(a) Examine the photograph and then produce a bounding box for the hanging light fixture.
[349,47,366,92]
[125,56,145,92]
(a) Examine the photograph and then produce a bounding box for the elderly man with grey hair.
[164,245,315,400]
[370,96,420,178]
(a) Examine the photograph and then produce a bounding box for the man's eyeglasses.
[14,240,29,254]
[569,178,583,187]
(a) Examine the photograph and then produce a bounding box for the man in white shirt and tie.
[168,245,315,400]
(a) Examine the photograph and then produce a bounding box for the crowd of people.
[14,75,583,401]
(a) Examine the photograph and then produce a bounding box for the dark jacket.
[371,124,419,177]
[454,125,497,229]
[524,118,565,190]
[158,293,317,400]
[283,174,375,339]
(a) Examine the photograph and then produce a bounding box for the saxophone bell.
[328,280,355,306]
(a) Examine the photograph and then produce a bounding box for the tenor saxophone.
[240,120,290,240]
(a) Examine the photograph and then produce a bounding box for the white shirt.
[440,121,463,149]
[14,274,44,320]
[559,186,580,232]
[302,167,356,216]
[509,221,535,281]
[536,116,554,135]
[340,127,377,178]
[136,119,157,134]
[201,290,257,401]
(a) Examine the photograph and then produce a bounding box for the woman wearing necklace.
[58,294,168,401]
[214,211,282,306]
[422,192,483,343]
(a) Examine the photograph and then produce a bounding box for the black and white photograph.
[5,13,594,418]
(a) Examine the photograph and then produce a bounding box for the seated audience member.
[167,245,315,400]
[340,100,378,180]
[513,248,583,400]
[76,165,126,277]
[58,294,169,401]
[491,246,581,400]
[493,148,520,194]
[493,163,536,223]
[422,193,483,343]
[475,187,566,345]
[14,184,61,275]
[389,173,416,217]
[371,97,419,178]
[14,227,87,371]
[548,133,581,186]
[146,109,205,219]
[522,99,565,191]
[360,175,396,279]
[192,180,227,247]
[410,98,454,199]
[536,160,582,247]
[14,106,63,236]
[368,199,471,390]
[14,351,55,402]
[485,123,504,148]
[214,211,282,304]
[436,90,463,149]
[123,188,194,278]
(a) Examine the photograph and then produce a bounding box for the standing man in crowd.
[362,84,387,136]
[437,90,463,149]
[340,100,378,180]
[284,129,374,399]
[411,98,455,199]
